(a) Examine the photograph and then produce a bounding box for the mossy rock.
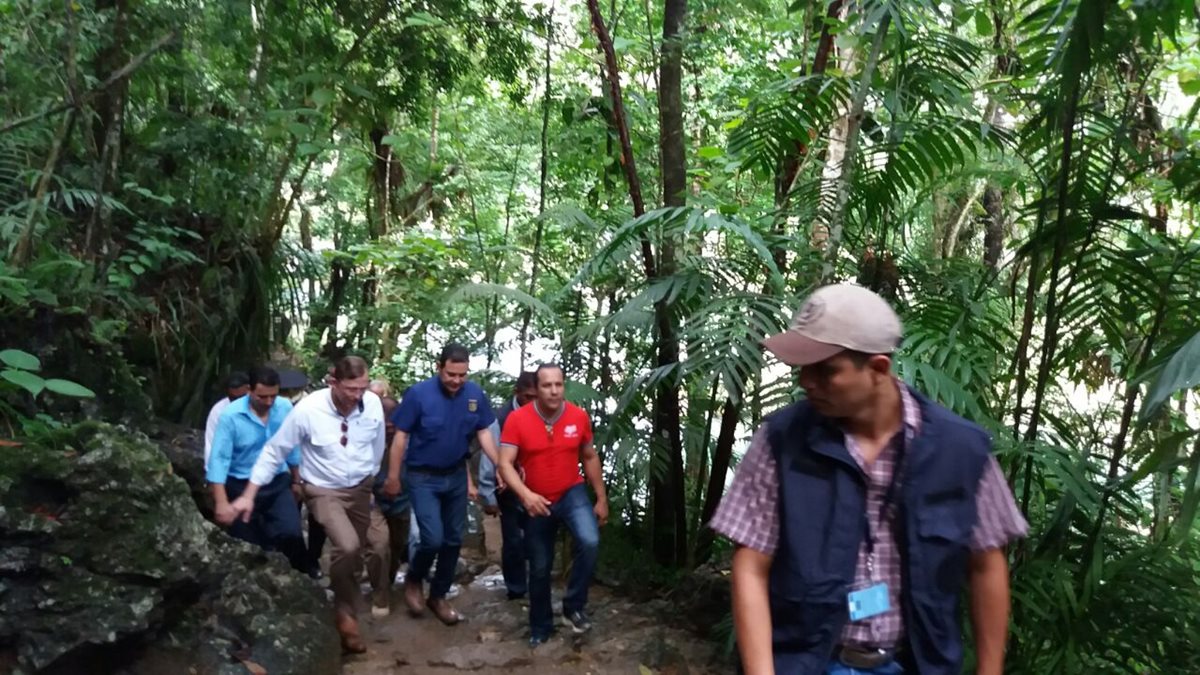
[0,422,340,674]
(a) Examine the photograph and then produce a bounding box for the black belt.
[833,644,901,670]
[408,463,464,476]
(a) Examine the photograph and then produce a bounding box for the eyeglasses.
[340,420,348,447]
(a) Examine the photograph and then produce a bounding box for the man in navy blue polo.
[383,343,501,625]
[208,366,307,571]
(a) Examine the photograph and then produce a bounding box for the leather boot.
[427,597,462,626]
[404,577,425,617]
[336,611,366,654]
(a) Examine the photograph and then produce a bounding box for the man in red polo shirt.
[498,363,608,647]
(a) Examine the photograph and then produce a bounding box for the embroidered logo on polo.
[468,399,478,412]
[564,424,578,438]
[792,296,825,329]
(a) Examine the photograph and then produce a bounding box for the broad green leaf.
[311,88,335,107]
[2,369,45,396]
[0,349,39,371]
[613,36,635,52]
[404,11,443,27]
[697,146,724,159]
[43,379,96,398]
[297,142,323,156]
[1139,330,1200,422]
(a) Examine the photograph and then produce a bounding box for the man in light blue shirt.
[208,366,306,571]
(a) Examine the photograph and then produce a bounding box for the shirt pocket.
[349,417,380,445]
[420,415,445,431]
[312,431,343,452]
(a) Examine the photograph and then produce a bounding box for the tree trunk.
[649,0,689,568]
[693,397,740,565]
[84,0,129,265]
[520,15,553,370]
[982,185,1005,268]
[820,13,890,280]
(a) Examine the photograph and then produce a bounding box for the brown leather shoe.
[404,578,426,617]
[336,612,367,654]
[427,597,462,626]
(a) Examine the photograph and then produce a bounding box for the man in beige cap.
[710,283,1027,675]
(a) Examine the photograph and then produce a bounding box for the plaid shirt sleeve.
[708,428,780,555]
[970,454,1029,551]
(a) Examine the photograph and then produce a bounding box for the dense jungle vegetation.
[3,0,1200,671]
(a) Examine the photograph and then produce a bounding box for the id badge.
[847,583,890,621]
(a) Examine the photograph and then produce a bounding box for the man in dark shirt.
[478,371,537,599]
[383,344,502,625]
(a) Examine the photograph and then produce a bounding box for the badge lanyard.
[862,433,907,583]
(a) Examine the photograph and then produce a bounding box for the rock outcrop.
[0,422,339,674]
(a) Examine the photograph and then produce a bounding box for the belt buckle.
[838,645,892,669]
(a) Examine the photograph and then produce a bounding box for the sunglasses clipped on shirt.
[340,420,348,446]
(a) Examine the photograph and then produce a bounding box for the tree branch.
[0,30,178,136]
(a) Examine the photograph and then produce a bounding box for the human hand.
[522,491,552,517]
[291,483,304,503]
[229,495,255,524]
[383,476,402,498]
[593,499,609,527]
[468,481,479,503]
[214,501,238,527]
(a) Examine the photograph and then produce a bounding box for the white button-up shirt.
[250,388,386,489]
[203,396,234,470]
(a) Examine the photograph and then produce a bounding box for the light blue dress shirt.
[206,396,300,484]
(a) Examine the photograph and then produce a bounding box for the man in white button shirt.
[203,371,249,469]
[231,356,386,654]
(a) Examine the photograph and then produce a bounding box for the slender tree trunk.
[520,15,553,369]
[84,0,129,265]
[982,185,1005,268]
[982,0,1011,269]
[820,13,890,282]
[430,104,440,164]
[650,0,689,567]
[776,0,843,214]
[693,397,740,565]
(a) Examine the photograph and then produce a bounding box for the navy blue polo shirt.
[392,376,495,470]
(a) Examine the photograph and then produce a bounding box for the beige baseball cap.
[762,283,902,366]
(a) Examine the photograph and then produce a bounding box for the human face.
[797,352,891,419]
[515,386,537,407]
[331,373,370,410]
[248,383,279,415]
[227,384,250,401]
[438,360,469,396]
[536,368,565,412]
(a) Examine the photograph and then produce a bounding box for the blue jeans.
[825,661,904,674]
[405,465,468,599]
[498,488,528,597]
[523,483,600,638]
[225,472,307,572]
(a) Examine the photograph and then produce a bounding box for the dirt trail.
[340,522,721,674]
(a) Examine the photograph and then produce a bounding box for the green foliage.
[5,0,1200,668]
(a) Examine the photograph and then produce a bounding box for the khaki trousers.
[303,478,372,618]
[365,508,411,608]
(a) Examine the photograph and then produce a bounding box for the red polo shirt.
[500,402,593,504]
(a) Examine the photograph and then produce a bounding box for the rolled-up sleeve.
[708,428,780,556]
[970,455,1029,551]
[205,414,236,484]
[478,420,500,506]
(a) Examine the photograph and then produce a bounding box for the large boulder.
[0,422,340,674]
